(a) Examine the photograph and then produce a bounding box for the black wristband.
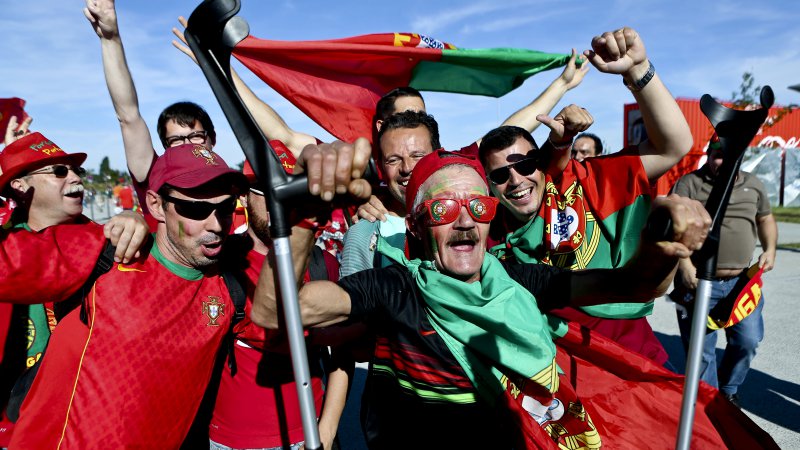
[623,62,655,92]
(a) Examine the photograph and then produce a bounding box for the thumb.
[536,114,561,132]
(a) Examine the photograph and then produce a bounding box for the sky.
[1,0,799,173]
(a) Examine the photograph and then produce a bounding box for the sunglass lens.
[52,165,69,177]
[488,167,511,185]
[429,199,457,224]
[514,158,539,176]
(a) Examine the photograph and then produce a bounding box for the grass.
[782,242,800,249]
[774,207,800,224]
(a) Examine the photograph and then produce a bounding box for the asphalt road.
[337,222,800,449]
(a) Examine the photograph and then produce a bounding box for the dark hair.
[376,110,441,160]
[156,102,216,149]
[574,132,604,156]
[373,87,425,128]
[478,126,538,166]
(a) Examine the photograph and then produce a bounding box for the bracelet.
[623,62,655,92]
[547,137,572,151]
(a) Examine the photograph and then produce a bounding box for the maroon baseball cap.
[0,132,87,193]
[148,143,247,193]
[405,149,487,213]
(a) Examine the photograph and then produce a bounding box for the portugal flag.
[556,323,778,449]
[232,33,569,142]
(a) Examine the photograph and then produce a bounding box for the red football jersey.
[6,227,234,449]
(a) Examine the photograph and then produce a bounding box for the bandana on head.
[404,149,488,214]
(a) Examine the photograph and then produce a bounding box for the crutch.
[674,86,773,450]
[184,2,374,448]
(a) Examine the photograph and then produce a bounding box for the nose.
[507,165,527,187]
[453,204,476,229]
[400,157,413,175]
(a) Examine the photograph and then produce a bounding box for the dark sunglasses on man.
[27,164,87,178]
[165,130,209,148]
[487,153,547,185]
[161,194,237,220]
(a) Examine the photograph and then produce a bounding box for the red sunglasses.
[414,196,499,225]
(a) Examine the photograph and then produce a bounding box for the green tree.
[731,71,796,127]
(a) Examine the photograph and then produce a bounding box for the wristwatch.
[623,62,655,92]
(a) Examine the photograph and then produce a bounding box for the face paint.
[178,221,185,239]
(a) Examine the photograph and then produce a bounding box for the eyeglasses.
[165,130,209,148]
[27,164,86,178]
[414,196,499,226]
[487,156,543,185]
[161,194,237,220]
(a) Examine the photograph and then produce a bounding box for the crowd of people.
[0,0,780,449]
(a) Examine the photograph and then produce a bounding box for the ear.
[375,119,383,132]
[9,178,29,194]
[239,193,249,209]
[147,191,167,222]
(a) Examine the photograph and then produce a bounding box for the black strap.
[222,271,247,376]
[308,246,329,282]
[7,240,117,422]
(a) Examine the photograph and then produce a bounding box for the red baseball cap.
[148,143,247,193]
[0,132,87,194]
[405,149,487,213]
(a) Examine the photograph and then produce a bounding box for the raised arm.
[585,27,692,183]
[536,104,594,173]
[172,16,317,157]
[486,49,589,147]
[85,0,156,182]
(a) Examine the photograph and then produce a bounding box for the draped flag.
[232,33,569,142]
[0,98,29,141]
[555,322,779,449]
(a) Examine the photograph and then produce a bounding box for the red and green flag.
[708,263,764,330]
[232,33,569,142]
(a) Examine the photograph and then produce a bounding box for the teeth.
[399,180,409,187]
[65,185,85,196]
[507,187,532,200]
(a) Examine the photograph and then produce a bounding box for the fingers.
[655,194,711,254]
[4,116,32,145]
[356,195,389,223]
[298,139,371,202]
[535,114,560,132]
[103,211,150,263]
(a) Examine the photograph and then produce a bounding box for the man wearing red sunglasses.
[251,148,711,449]
[479,27,693,366]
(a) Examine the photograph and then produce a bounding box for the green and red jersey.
[492,149,654,319]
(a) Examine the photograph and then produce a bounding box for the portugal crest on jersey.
[543,180,587,254]
[202,296,225,326]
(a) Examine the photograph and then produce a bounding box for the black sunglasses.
[161,194,237,220]
[487,156,543,185]
[27,164,86,178]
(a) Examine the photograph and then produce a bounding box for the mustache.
[197,233,224,246]
[446,230,479,245]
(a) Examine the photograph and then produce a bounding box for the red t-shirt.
[209,242,333,448]
[5,226,235,449]
[118,185,135,210]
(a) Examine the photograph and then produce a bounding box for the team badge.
[543,180,587,254]
[192,144,219,165]
[202,296,225,326]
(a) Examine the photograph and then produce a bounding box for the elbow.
[250,301,279,329]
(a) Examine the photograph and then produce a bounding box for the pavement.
[337,221,800,449]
